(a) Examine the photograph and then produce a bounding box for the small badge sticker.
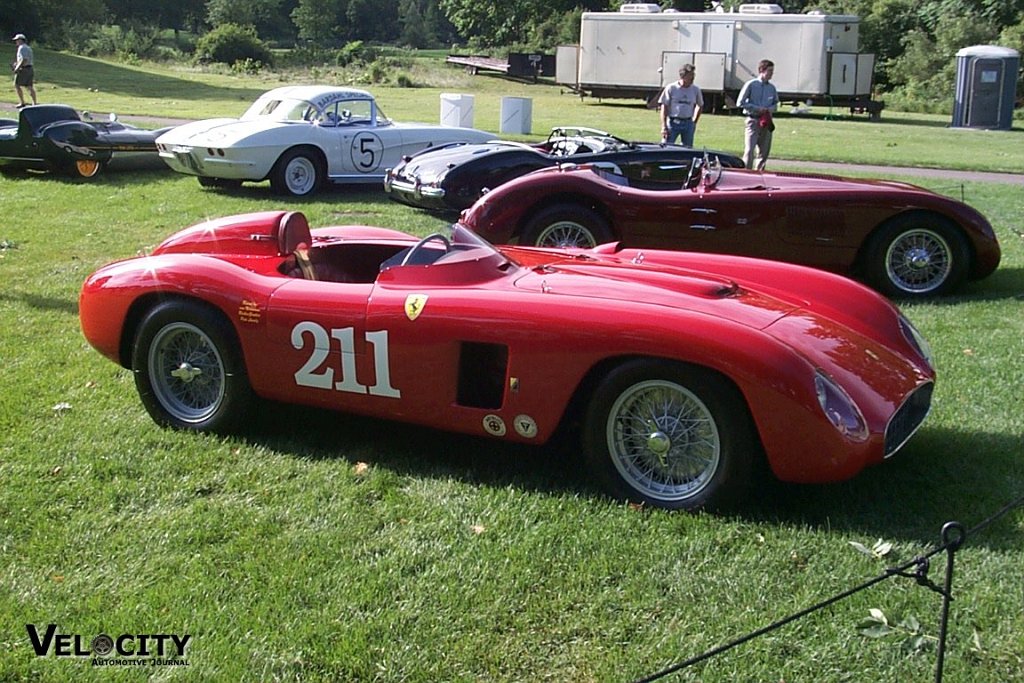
[514,415,538,439]
[483,414,506,437]
[405,294,429,321]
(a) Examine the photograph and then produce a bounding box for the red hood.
[512,257,798,331]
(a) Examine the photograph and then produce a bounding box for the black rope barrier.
[629,494,1024,683]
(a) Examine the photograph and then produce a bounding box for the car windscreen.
[446,224,518,266]
[241,97,316,122]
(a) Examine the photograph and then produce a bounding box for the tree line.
[2,0,1021,111]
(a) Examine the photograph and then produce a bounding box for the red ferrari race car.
[458,157,1002,299]
[80,211,935,510]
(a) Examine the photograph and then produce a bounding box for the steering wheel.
[546,127,566,146]
[400,232,451,266]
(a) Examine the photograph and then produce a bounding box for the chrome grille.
[884,382,933,458]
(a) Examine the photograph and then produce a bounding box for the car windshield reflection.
[242,97,318,122]
[373,224,518,281]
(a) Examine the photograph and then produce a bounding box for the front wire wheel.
[583,361,756,510]
[608,379,721,501]
[883,228,953,295]
[865,216,970,298]
[132,301,254,432]
[148,322,226,425]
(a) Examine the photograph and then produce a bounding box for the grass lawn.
[20,49,1024,174]
[0,52,1022,681]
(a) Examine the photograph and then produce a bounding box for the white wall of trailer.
[563,7,874,101]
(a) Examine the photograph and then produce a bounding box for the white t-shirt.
[659,82,703,120]
[16,44,33,68]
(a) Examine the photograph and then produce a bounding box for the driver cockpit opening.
[279,220,514,283]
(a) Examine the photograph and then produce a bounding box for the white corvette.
[156,85,494,196]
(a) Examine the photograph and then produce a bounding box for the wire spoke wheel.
[523,205,612,249]
[583,361,754,510]
[148,322,227,424]
[534,221,598,248]
[865,215,969,298]
[884,228,953,294]
[132,301,255,432]
[607,379,721,502]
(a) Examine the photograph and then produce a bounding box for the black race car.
[0,104,174,178]
[383,126,744,213]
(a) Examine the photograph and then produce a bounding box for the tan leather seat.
[276,211,316,280]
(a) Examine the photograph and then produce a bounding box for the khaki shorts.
[14,65,34,87]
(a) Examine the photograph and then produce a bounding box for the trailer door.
[828,53,857,96]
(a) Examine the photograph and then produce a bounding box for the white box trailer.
[557,4,882,117]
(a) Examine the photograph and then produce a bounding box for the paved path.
[769,159,1024,186]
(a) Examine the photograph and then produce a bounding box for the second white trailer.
[557,5,881,117]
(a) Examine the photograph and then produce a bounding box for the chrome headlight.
[898,314,934,369]
[815,371,869,442]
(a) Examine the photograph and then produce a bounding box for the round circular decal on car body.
[483,414,506,437]
[350,133,384,173]
[514,415,538,439]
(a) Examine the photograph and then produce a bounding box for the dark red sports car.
[459,159,1001,298]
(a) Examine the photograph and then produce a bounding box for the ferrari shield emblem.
[404,294,429,321]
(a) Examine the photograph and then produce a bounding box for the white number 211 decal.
[291,322,400,398]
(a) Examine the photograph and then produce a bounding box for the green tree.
[399,0,437,47]
[346,0,400,42]
[887,9,1002,109]
[1,0,106,43]
[291,0,348,43]
[195,21,274,63]
[439,0,608,47]
[205,0,296,39]
[998,15,1024,102]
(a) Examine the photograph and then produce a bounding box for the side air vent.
[457,342,509,409]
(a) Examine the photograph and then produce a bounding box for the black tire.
[521,204,613,248]
[131,300,255,432]
[582,360,757,511]
[270,148,323,197]
[862,214,971,298]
